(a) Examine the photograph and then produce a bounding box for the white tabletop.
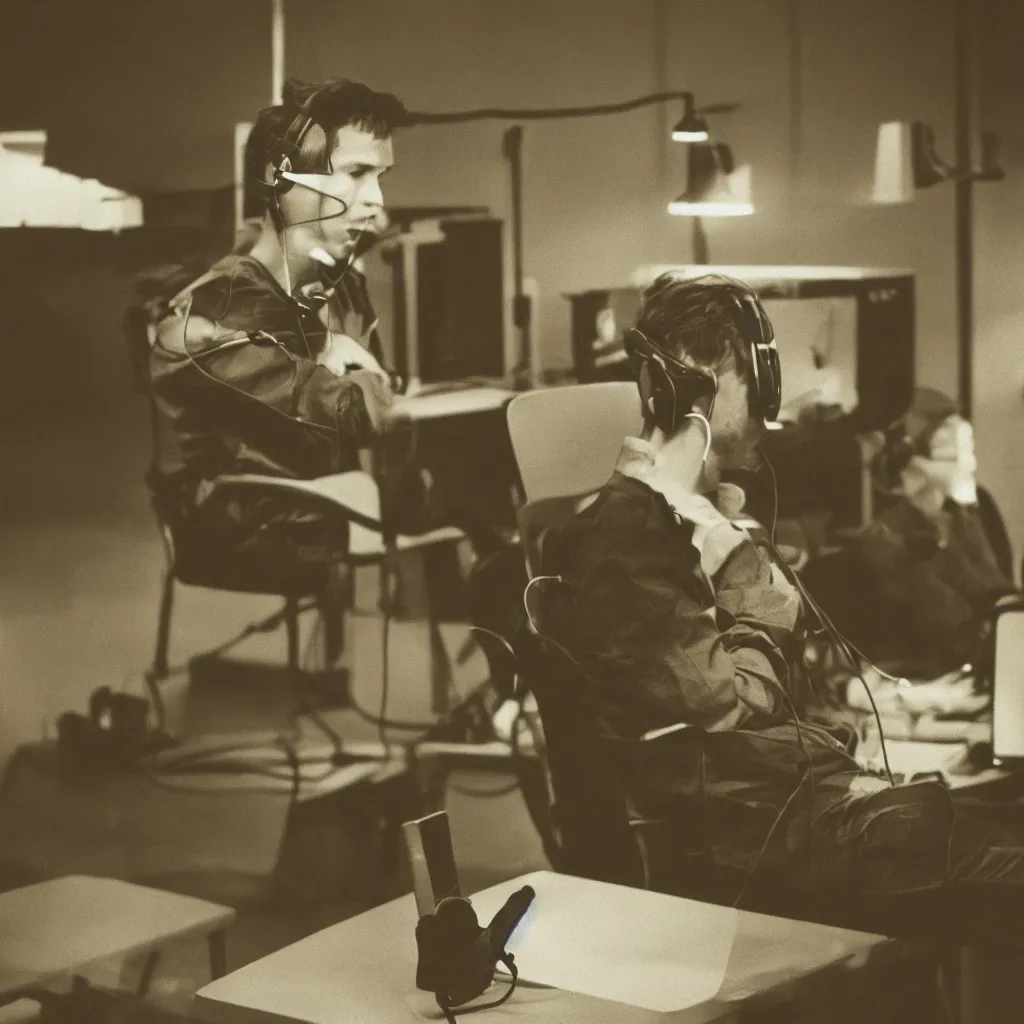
[0,875,233,999]
[195,870,886,1024]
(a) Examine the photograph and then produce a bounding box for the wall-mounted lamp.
[872,120,1005,203]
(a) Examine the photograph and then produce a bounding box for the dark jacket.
[534,448,880,883]
[853,497,1015,677]
[147,253,391,558]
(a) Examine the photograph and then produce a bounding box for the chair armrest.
[204,471,383,532]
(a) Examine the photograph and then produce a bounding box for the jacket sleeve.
[564,535,791,732]
[152,306,390,450]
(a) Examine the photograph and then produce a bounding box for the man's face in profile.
[282,124,394,262]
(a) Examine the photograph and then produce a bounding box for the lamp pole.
[271,0,285,105]
[953,0,974,418]
[502,126,531,388]
[692,218,710,264]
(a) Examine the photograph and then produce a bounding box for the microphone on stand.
[414,885,535,1020]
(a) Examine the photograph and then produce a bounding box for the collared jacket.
[534,439,884,884]
[147,253,394,557]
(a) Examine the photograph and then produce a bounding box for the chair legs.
[146,570,175,730]
[134,951,162,998]
[285,597,301,682]
[208,929,228,980]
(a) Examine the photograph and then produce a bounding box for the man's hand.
[318,332,388,380]
[344,368,400,434]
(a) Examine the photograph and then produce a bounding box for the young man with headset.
[148,77,409,558]
[534,273,1024,940]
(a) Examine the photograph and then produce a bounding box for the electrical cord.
[407,89,716,125]
[760,450,897,786]
[150,597,320,684]
[378,573,392,755]
[731,765,812,909]
[447,702,527,798]
[437,960,519,1024]
[284,603,345,758]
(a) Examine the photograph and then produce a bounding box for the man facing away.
[534,273,1024,945]
[148,77,409,559]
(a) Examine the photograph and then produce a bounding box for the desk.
[859,737,1013,793]
[0,876,233,1005]
[195,870,889,1024]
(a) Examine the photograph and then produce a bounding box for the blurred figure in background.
[839,388,1016,715]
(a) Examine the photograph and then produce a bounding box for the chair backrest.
[977,485,1015,584]
[515,631,645,888]
[506,382,642,503]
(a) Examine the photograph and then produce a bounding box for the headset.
[624,282,782,439]
[261,86,353,233]
[871,415,920,497]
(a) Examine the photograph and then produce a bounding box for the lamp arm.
[408,90,705,125]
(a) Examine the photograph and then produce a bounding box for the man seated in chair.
[533,272,1024,933]
[836,388,1017,718]
[148,77,411,559]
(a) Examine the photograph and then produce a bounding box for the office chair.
[132,322,464,727]
[506,382,643,504]
[977,485,1015,583]
[512,630,723,897]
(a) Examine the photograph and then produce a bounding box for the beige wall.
[976,1,1024,568]
[283,0,959,386]
[3,0,960,381]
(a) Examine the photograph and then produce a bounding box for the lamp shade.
[671,100,709,143]
[668,143,753,216]
[872,120,959,203]
[871,122,915,203]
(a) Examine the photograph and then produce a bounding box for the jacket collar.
[614,437,751,524]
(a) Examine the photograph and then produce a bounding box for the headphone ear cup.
[273,154,295,194]
[647,360,677,435]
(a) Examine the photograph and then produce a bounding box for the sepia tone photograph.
[1,1,1024,1021]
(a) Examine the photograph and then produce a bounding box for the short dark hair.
[244,77,407,216]
[634,272,753,376]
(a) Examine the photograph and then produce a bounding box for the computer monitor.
[370,216,506,388]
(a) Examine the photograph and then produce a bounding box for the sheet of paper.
[467,871,738,1013]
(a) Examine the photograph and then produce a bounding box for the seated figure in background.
[532,272,1024,944]
[840,388,1016,718]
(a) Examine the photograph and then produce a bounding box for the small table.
[195,870,889,1024]
[0,875,234,1007]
